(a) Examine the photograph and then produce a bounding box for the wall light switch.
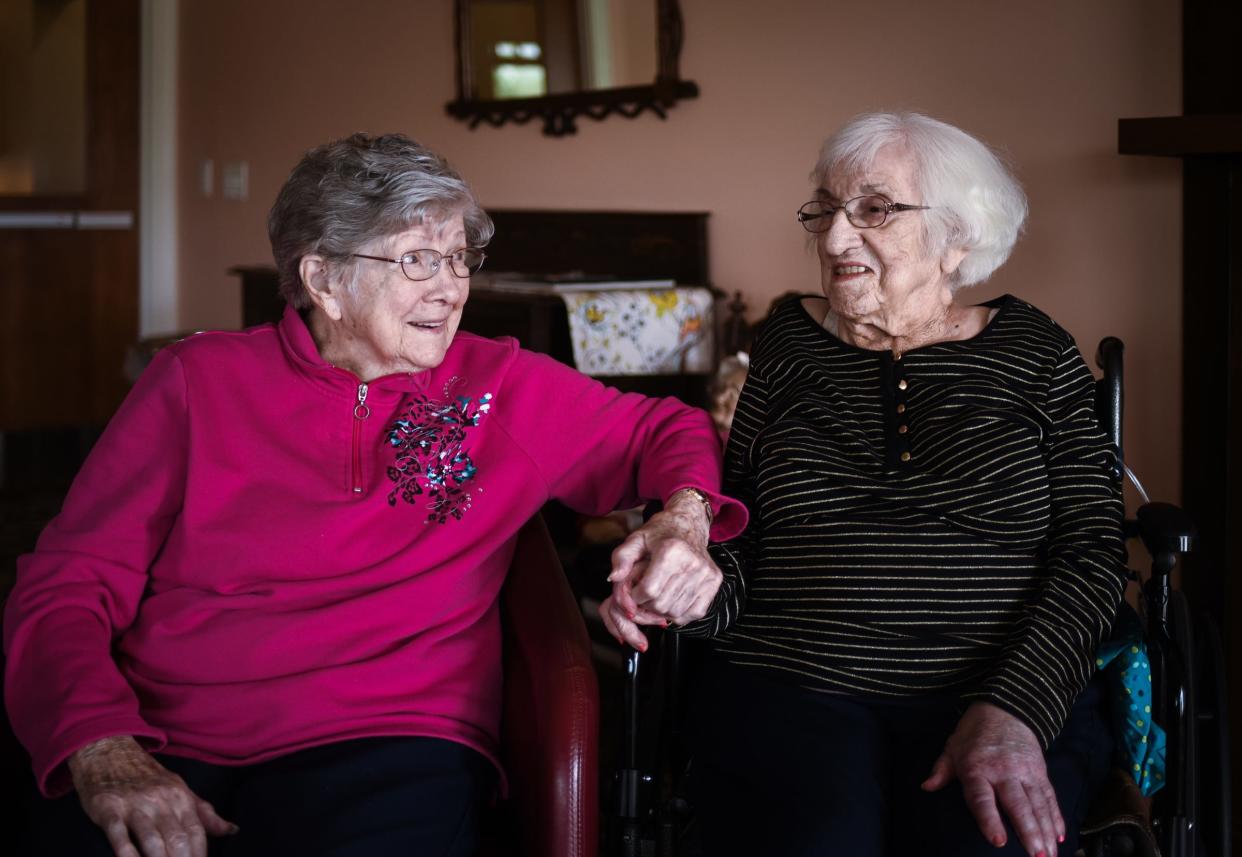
[200,159,214,198]
[222,161,249,201]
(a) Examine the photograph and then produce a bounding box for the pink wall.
[178,0,1183,503]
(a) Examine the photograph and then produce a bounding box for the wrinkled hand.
[600,489,720,651]
[69,736,238,857]
[921,703,1064,857]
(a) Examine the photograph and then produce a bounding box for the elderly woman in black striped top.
[602,112,1126,857]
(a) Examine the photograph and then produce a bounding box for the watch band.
[678,487,714,526]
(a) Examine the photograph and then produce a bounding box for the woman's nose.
[822,210,862,255]
[423,262,466,304]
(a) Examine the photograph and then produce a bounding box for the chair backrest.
[489,514,599,857]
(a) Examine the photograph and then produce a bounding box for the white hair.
[811,112,1028,289]
[269,133,494,310]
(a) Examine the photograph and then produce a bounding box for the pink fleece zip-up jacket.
[4,306,746,797]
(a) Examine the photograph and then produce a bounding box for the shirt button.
[898,425,909,434]
[900,451,912,462]
[898,379,908,390]
[896,403,906,414]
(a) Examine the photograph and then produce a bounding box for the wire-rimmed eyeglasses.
[351,247,487,282]
[796,195,931,233]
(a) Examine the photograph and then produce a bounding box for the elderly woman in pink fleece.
[4,133,743,857]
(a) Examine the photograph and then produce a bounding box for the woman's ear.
[940,246,968,279]
[300,255,344,321]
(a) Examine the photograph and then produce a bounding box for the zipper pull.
[350,384,369,496]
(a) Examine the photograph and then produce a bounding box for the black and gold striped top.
[683,294,1127,748]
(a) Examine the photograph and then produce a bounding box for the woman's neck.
[819,301,995,357]
[309,310,380,381]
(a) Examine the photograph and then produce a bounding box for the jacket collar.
[276,304,433,398]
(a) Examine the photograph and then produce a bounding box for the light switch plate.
[222,161,249,201]
[200,159,214,197]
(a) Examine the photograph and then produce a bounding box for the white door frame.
[140,0,178,337]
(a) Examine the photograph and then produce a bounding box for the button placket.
[893,362,912,465]
[879,351,913,469]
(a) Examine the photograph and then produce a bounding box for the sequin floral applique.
[386,392,492,523]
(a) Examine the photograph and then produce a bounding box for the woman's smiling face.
[330,215,470,379]
[817,145,959,330]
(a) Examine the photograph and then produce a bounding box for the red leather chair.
[482,514,600,857]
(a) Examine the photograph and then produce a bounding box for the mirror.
[447,0,697,136]
[462,0,656,100]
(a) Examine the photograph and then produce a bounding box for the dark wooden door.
[0,0,140,430]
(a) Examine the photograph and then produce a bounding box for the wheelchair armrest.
[498,515,600,857]
[1135,501,1195,558]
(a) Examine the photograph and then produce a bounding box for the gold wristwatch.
[677,487,714,526]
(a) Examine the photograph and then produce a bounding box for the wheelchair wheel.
[1150,590,1198,857]
[1172,590,1198,816]
[1193,611,1231,857]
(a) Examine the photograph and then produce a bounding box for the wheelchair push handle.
[1136,502,1196,560]
[1096,336,1125,461]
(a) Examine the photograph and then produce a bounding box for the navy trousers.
[688,655,1112,857]
[18,736,496,857]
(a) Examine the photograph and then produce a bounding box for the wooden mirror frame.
[446,0,698,137]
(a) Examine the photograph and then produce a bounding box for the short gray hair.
[811,112,1028,289]
[268,133,495,309]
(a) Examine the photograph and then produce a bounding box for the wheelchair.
[603,337,1231,857]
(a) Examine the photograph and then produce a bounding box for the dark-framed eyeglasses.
[796,195,931,232]
[351,247,487,282]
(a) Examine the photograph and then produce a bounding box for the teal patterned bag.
[1095,606,1166,796]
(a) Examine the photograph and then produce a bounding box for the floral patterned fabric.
[560,287,715,376]
[386,392,492,523]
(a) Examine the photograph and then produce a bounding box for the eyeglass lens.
[798,196,892,232]
[400,248,486,281]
